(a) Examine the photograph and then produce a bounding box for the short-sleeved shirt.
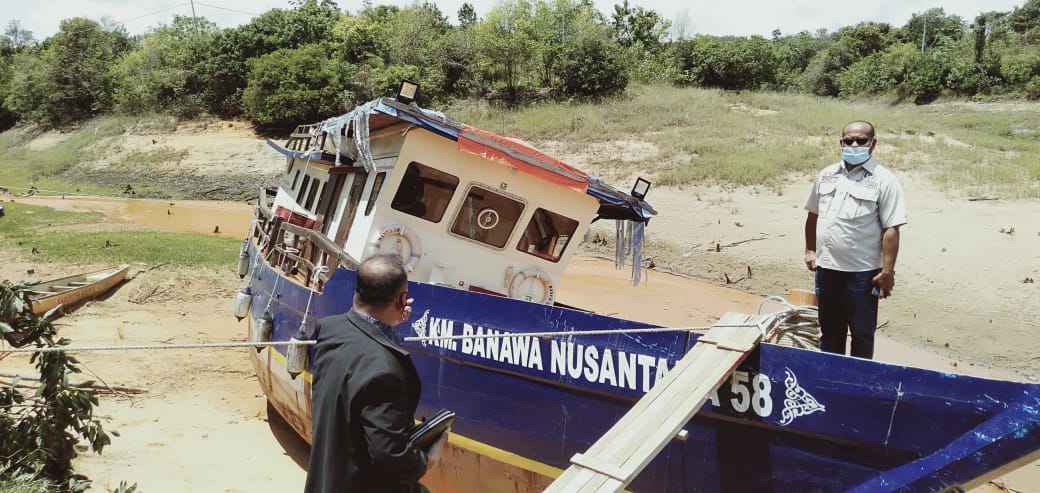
[804,158,907,272]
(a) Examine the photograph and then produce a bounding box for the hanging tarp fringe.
[321,99,381,173]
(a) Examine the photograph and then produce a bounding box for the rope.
[0,186,248,212]
[0,324,747,354]
[0,340,316,354]
[296,265,328,332]
[757,296,821,350]
[401,324,730,342]
[1,297,818,354]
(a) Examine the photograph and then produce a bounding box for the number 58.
[729,371,773,417]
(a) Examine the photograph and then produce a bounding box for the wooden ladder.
[543,313,767,493]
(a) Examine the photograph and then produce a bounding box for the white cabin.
[266,98,653,305]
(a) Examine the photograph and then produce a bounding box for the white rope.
[400,324,735,342]
[294,265,328,334]
[757,296,821,350]
[0,340,316,354]
[262,267,281,314]
[0,186,247,212]
[1,324,753,354]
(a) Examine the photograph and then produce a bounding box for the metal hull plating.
[244,241,1040,492]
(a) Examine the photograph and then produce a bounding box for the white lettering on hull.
[410,315,825,424]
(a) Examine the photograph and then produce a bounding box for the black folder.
[409,408,454,451]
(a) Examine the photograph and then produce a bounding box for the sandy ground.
[2,123,1039,491]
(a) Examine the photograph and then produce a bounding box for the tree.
[610,0,669,51]
[0,20,35,56]
[458,3,478,27]
[331,12,389,64]
[438,25,479,98]
[113,16,220,118]
[1,280,114,488]
[242,43,357,127]
[803,22,895,96]
[476,0,538,98]
[4,18,131,126]
[0,21,36,129]
[199,0,342,117]
[530,0,602,87]
[1009,0,1040,34]
[671,8,692,42]
[772,30,828,90]
[835,43,919,97]
[898,8,966,50]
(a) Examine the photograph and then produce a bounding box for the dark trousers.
[815,267,880,359]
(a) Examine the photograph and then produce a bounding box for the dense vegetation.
[1,0,1039,130]
[1,280,117,492]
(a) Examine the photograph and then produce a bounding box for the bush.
[242,43,358,127]
[555,35,628,98]
[836,43,919,97]
[1026,76,1040,100]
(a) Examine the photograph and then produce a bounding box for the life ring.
[507,267,555,305]
[366,224,422,271]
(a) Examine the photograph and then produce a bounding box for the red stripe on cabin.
[275,206,316,229]
[458,125,589,193]
[468,285,507,298]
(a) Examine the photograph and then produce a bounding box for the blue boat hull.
[244,242,1040,492]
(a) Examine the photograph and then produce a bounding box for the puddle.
[15,196,254,239]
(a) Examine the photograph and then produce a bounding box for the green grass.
[0,202,238,269]
[0,116,172,197]
[3,87,1039,199]
[448,85,1040,198]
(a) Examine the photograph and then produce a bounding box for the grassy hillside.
[451,85,1040,198]
[2,86,1039,199]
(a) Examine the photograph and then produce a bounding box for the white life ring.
[366,224,422,271]
[507,267,555,305]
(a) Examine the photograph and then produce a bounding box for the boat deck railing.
[286,123,327,153]
[251,187,359,292]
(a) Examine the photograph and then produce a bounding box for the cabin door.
[317,173,347,236]
[332,171,368,246]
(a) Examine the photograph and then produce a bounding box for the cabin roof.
[270,98,656,223]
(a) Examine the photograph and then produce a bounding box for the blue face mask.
[842,146,870,165]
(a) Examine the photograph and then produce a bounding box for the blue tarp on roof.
[373,100,462,140]
[587,177,656,223]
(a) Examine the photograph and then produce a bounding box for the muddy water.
[17,195,254,239]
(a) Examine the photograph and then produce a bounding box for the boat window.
[517,208,578,263]
[391,162,459,223]
[291,170,301,190]
[366,172,386,216]
[296,175,311,204]
[450,184,524,248]
[287,158,296,175]
[304,178,322,211]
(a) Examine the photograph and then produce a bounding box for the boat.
[235,90,1040,492]
[26,264,130,316]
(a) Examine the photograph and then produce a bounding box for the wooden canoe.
[27,264,130,316]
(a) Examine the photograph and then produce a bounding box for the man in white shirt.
[803,121,907,359]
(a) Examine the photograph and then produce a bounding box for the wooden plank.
[544,313,761,493]
[789,288,818,307]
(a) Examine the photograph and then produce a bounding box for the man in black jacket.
[305,253,447,493]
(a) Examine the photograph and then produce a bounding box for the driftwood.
[720,235,769,248]
[0,372,148,394]
[709,235,770,252]
[723,266,755,285]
